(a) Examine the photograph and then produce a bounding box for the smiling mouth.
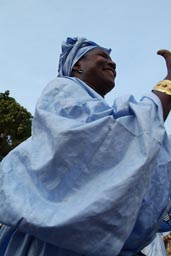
[104,69,116,78]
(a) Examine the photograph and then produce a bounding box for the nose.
[107,59,116,70]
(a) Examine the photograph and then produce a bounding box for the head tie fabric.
[58,37,111,77]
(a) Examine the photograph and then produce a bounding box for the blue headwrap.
[58,37,111,77]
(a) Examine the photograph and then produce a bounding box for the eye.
[98,53,108,59]
[97,52,110,60]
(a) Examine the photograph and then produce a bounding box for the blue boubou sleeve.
[0,77,171,256]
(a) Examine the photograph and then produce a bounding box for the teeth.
[104,69,115,78]
[107,70,114,76]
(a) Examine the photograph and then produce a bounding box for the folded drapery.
[0,77,171,255]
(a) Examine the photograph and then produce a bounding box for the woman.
[0,37,171,256]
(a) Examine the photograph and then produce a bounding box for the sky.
[1,0,171,132]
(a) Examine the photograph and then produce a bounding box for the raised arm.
[153,50,171,121]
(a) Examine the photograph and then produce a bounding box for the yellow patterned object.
[153,80,171,96]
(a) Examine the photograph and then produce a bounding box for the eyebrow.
[97,50,111,59]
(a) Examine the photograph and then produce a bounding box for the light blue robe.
[0,77,171,256]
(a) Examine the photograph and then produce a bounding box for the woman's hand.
[152,49,171,121]
[157,49,171,80]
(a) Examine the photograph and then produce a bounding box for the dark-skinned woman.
[0,37,171,256]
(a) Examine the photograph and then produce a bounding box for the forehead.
[84,47,111,57]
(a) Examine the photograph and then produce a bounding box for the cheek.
[97,59,106,70]
[84,65,97,75]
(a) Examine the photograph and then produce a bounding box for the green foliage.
[0,90,32,160]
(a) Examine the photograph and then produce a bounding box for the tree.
[0,90,32,160]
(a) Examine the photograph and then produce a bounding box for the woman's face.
[75,47,116,96]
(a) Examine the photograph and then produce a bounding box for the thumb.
[157,49,171,79]
[157,49,171,59]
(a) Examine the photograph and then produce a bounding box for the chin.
[105,82,115,95]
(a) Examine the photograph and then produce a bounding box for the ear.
[72,61,81,72]
[71,61,83,77]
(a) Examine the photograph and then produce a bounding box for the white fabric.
[142,233,167,256]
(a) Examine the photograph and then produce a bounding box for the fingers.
[157,49,171,79]
[157,49,171,59]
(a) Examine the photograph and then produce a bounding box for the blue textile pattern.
[0,77,171,256]
[57,37,111,77]
[0,226,15,256]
